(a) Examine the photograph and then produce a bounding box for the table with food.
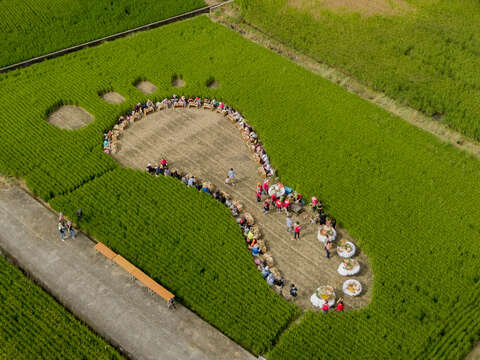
[343,279,362,296]
[337,258,360,276]
[317,224,337,244]
[310,285,336,308]
[337,239,356,258]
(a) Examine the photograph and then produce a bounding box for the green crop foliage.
[237,0,480,141]
[1,15,480,357]
[0,256,122,359]
[50,168,298,354]
[0,0,205,67]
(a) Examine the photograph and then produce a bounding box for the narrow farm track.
[0,186,255,360]
[0,1,233,74]
[209,7,480,161]
[113,108,373,310]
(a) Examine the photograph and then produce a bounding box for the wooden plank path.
[94,242,175,303]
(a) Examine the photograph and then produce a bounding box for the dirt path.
[209,5,480,160]
[113,108,372,310]
[0,186,254,360]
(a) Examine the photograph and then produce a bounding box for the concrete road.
[0,186,254,360]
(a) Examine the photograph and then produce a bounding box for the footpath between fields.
[0,185,254,360]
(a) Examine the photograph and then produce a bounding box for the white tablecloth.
[337,262,360,276]
[337,241,356,258]
[268,184,285,198]
[317,227,337,244]
[310,292,336,308]
[343,279,362,296]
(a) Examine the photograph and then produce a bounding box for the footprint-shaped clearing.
[112,107,373,310]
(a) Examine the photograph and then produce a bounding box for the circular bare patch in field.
[206,77,220,89]
[101,91,125,104]
[47,105,93,129]
[136,81,157,94]
[172,74,186,88]
[112,108,373,310]
[172,78,186,88]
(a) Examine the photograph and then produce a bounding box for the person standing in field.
[290,284,298,299]
[294,222,301,240]
[225,168,235,186]
[286,215,293,234]
[66,221,75,239]
[262,180,269,195]
[58,222,66,242]
[256,188,262,202]
[325,240,332,259]
[263,199,270,214]
[322,300,329,314]
[336,299,344,312]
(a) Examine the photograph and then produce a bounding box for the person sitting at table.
[146,163,154,174]
[187,176,195,187]
[261,264,270,278]
[266,272,275,286]
[155,165,164,176]
[164,168,171,176]
[181,175,188,185]
[252,244,261,256]
[194,180,202,191]
[195,97,202,107]
[231,205,239,217]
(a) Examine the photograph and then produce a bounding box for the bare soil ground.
[287,0,412,17]
[113,108,372,311]
[0,176,11,189]
[468,344,480,360]
[101,91,125,104]
[172,78,186,88]
[136,81,157,94]
[207,81,220,89]
[209,5,480,160]
[47,105,93,129]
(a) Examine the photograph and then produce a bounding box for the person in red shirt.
[262,180,269,195]
[256,189,262,202]
[336,299,344,312]
[283,198,291,213]
[294,222,301,240]
[276,199,283,212]
[160,159,168,168]
[322,300,329,314]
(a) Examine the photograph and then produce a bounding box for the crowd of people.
[103,95,348,305]
[144,158,297,297]
[57,212,75,241]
